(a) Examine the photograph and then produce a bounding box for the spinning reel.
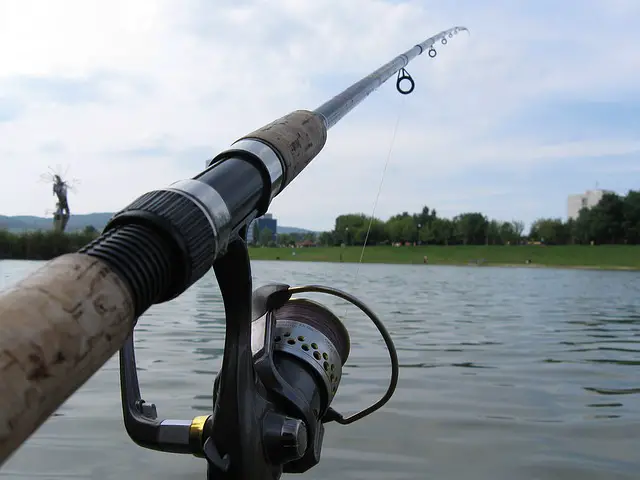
[119,240,398,479]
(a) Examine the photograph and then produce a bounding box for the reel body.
[118,239,398,479]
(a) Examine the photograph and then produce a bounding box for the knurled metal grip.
[103,187,221,303]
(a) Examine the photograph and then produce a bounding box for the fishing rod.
[0,26,468,479]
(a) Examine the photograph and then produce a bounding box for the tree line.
[252,226,317,247]
[1,189,638,260]
[315,190,640,246]
[318,208,525,246]
[0,226,100,260]
[530,190,640,245]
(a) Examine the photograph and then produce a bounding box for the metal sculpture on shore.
[40,166,79,233]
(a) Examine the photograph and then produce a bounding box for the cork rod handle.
[0,253,135,465]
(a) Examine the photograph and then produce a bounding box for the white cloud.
[0,0,638,230]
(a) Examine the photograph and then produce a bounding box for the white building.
[567,189,615,220]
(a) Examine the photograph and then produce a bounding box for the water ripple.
[0,260,639,479]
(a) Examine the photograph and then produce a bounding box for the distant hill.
[277,226,314,234]
[0,213,317,235]
[0,213,114,233]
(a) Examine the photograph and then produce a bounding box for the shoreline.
[248,258,640,272]
[2,256,637,272]
[246,245,640,272]
[2,244,639,273]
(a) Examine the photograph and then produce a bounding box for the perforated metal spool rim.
[272,319,344,404]
[283,284,400,425]
[275,298,350,364]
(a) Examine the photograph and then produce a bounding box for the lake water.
[1,259,639,480]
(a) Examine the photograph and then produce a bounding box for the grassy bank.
[247,245,640,270]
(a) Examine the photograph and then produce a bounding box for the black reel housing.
[119,239,398,480]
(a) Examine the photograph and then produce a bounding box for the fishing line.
[358,94,407,264]
[343,93,407,317]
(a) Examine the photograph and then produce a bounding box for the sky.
[0,0,639,232]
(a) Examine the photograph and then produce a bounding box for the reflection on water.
[0,260,639,479]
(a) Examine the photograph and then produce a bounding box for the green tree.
[352,218,386,245]
[487,220,502,245]
[498,221,514,244]
[573,209,593,244]
[590,193,625,244]
[278,233,293,246]
[334,214,367,245]
[386,215,416,243]
[429,217,455,245]
[83,225,98,235]
[259,227,274,246]
[251,223,260,246]
[0,229,100,260]
[622,190,640,243]
[454,213,488,245]
[412,205,437,230]
[332,213,388,245]
[511,220,525,241]
[318,231,335,246]
[529,218,570,245]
